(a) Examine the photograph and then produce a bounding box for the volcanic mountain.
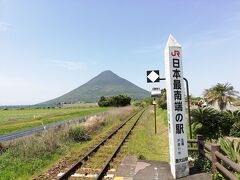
[41,70,150,105]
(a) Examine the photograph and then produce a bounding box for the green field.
[0,107,110,135]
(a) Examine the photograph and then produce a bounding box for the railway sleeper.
[70,168,116,179]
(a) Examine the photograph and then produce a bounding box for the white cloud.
[50,60,85,70]
[0,22,12,32]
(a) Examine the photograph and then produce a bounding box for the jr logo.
[171,50,180,57]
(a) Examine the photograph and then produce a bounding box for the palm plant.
[203,83,239,111]
[219,138,240,165]
[191,108,221,139]
[225,110,240,123]
[226,110,240,137]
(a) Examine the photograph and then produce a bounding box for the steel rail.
[58,110,142,180]
[96,110,145,180]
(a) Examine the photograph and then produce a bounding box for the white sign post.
[164,35,189,179]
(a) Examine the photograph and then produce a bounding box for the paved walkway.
[114,156,211,180]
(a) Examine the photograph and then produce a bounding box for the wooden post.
[154,103,157,134]
[153,98,157,134]
[197,134,204,157]
[211,143,220,174]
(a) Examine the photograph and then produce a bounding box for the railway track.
[57,109,146,180]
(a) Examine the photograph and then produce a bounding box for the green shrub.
[133,98,152,108]
[225,110,240,123]
[212,172,225,180]
[230,122,240,137]
[98,96,110,107]
[190,152,211,172]
[138,154,146,160]
[218,111,235,136]
[157,89,167,109]
[98,95,131,107]
[195,158,212,172]
[158,101,167,109]
[191,108,239,139]
[133,101,146,108]
[226,110,240,137]
[0,143,6,154]
[68,126,91,142]
[191,108,221,139]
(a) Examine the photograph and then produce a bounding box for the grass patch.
[68,126,91,142]
[116,107,169,162]
[0,147,63,180]
[0,107,110,135]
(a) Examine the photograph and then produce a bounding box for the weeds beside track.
[58,109,146,180]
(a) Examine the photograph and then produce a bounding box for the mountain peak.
[40,70,150,104]
[88,70,123,86]
[102,70,113,73]
[99,70,116,76]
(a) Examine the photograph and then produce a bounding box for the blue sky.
[0,0,240,105]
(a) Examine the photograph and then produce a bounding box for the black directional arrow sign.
[147,70,160,83]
